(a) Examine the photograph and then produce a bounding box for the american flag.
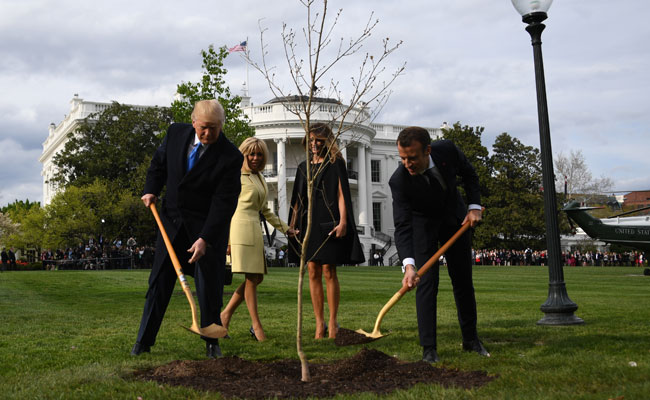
[228,41,247,53]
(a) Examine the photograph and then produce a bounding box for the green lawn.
[0,266,648,399]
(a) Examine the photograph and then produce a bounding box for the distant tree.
[441,122,492,199]
[50,103,172,195]
[3,206,45,251]
[0,212,19,246]
[171,45,255,146]
[42,180,155,250]
[1,199,40,221]
[481,133,546,249]
[554,149,613,196]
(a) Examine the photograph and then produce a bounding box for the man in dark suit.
[389,126,487,363]
[1,249,8,272]
[131,99,243,358]
[8,248,16,270]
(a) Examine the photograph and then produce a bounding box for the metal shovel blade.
[182,323,229,339]
[355,328,387,339]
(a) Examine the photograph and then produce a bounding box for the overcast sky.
[1,0,649,207]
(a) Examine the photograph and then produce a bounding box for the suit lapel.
[430,150,456,206]
[178,127,195,176]
[248,172,266,206]
[260,173,268,197]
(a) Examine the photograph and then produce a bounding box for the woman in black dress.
[289,123,364,339]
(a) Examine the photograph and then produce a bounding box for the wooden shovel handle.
[366,220,473,335]
[149,204,188,287]
[415,207,485,280]
[149,204,202,327]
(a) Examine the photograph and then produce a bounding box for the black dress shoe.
[462,339,490,357]
[422,346,440,363]
[130,342,150,356]
[206,342,222,359]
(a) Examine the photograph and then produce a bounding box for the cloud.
[0,139,43,205]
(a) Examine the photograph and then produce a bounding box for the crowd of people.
[39,239,155,270]
[472,248,647,267]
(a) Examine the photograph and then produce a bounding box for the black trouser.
[415,224,477,349]
[135,230,223,347]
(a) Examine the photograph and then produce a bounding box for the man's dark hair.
[397,126,431,152]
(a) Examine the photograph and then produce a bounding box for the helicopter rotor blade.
[607,205,650,218]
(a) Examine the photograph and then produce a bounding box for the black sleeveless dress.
[288,157,364,265]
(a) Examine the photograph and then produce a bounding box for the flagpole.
[246,36,249,97]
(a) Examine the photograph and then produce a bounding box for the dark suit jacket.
[144,122,243,283]
[389,139,480,266]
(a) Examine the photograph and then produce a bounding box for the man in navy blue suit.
[131,99,243,358]
[389,126,488,363]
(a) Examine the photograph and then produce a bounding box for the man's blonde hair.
[191,99,225,125]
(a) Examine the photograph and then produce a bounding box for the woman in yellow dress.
[221,137,295,341]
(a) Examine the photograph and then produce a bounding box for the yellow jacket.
[229,172,290,274]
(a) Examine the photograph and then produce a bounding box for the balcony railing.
[261,168,358,180]
[262,168,298,179]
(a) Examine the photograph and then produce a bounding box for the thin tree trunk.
[296,258,310,382]
[297,162,314,382]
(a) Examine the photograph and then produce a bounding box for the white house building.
[40,94,445,263]
[39,94,151,205]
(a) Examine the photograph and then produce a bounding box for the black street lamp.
[511,0,583,325]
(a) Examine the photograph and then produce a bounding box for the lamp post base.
[537,282,585,325]
[537,312,584,326]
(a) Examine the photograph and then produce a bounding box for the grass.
[0,265,649,399]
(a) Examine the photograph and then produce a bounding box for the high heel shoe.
[250,326,258,341]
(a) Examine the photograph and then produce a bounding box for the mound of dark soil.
[134,348,495,399]
[334,327,382,346]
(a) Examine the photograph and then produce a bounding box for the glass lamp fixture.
[511,0,553,22]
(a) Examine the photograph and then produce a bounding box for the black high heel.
[250,326,258,341]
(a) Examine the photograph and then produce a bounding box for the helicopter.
[563,200,650,253]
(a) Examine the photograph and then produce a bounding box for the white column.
[340,139,348,163]
[365,147,373,235]
[275,138,288,222]
[357,144,368,235]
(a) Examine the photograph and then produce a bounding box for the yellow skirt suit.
[229,172,290,274]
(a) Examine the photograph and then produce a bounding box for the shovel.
[149,203,228,339]
[356,220,473,340]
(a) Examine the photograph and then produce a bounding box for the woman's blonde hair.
[239,137,269,173]
[303,122,341,163]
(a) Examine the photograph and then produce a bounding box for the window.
[371,159,381,182]
[372,202,382,232]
